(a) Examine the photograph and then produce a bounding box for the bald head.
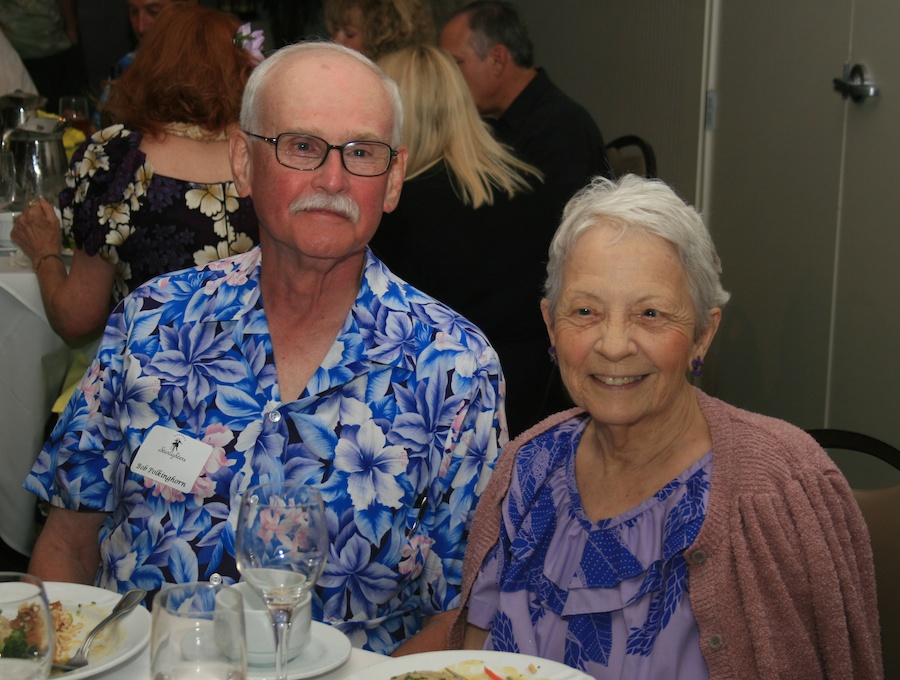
[240,42,404,146]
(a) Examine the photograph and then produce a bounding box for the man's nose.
[135,12,153,39]
[311,147,350,190]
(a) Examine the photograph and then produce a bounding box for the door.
[702,0,900,447]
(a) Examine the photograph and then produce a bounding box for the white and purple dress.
[467,415,712,679]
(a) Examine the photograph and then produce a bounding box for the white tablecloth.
[0,252,73,555]
[97,645,386,680]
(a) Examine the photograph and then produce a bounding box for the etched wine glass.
[235,482,327,680]
[0,572,53,679]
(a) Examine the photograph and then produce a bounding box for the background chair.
[807,428,900,678]
[605,134,657,178]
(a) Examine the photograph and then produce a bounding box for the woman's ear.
[229,130,253,197]
[693,307,722,361]
[541,299,556,346]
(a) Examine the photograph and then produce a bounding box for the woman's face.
[543,222,720,430]
[331,7,366,55]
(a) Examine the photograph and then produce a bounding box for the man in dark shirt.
[440,0,610,429]
[440,0,609,194]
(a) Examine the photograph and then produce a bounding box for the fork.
[52,588,146,672]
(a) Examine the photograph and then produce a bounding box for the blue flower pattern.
[481,416,710,676]
[26,247,505,654]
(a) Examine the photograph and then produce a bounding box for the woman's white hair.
[544,174,730,338]
[240,40,404,147]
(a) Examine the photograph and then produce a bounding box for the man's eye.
[349,146,372,159]
[575,308,592,316]
[642,309,660,318]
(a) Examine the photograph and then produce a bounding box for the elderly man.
[440,0,609,193]
[26,42,506,655]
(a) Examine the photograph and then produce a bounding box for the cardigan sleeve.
[690,390,882,679]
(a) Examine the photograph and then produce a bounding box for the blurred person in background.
[12,2,262,345]
[372,45,557,437]
[0,0,88,107]
[0,27,37,95]
[326,0,435,60]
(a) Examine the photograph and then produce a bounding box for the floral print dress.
[61,124,259,302]
[467,415,712,678]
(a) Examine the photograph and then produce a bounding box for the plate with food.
[43,582,150,678]
[345,650,592,680]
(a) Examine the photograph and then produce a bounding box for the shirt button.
[209,573,222,585]
[708,634,724,650]
[690,549,708,565]
[267,411,282,423]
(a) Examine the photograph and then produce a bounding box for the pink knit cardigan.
[448,389,883,679]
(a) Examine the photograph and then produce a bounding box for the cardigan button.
[708,634,724,650]
[690,549,708,565]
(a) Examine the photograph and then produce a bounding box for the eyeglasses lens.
[275,134,391,176]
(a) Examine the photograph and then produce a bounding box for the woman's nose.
[593,320,636,360]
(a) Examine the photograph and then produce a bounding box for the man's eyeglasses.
[244,132,398,177]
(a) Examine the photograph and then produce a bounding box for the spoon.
[52,588,147,671]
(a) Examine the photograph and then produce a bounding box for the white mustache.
[289,193,361,223]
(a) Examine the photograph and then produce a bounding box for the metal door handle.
[833,63,880,102]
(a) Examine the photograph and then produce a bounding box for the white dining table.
[0,249,76,557]
[98,644,387,680]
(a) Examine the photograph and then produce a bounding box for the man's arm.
[28,506,107,584]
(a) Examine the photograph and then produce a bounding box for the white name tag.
[131,425,213,493]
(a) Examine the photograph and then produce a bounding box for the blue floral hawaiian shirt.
[26,246,506,654]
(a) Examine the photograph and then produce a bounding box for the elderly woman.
[11,3,261,345]
[443,176,881,677]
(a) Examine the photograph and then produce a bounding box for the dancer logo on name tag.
[132,425,213,492]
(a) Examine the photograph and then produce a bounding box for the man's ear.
[489,44,509,76]
[382,145,408,214]
[229,130,252,197]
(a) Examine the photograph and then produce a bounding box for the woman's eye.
[642,309,660,318]
[575,308,592,316]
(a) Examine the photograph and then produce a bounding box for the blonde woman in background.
[326,0,436,60]
[369,45,558,438]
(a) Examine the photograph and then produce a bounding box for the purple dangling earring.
[691,356,704,377]
[548,346,559,366]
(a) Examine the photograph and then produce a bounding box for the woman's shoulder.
[70,125,144,178]
[696,388,837,479]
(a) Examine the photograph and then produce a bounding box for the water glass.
[0,572,53,679]
[151,582,246,680]
[0,151,15,209]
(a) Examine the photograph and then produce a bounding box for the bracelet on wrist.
[33,252,65,272]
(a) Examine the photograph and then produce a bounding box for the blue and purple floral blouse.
[468,415,712,678]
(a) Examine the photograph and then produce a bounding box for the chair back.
[807,428,900,677]
[605,134,657,178]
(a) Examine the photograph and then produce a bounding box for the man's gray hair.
[240,41,404,147]
[544,174,731,339]
[449,1,535,68]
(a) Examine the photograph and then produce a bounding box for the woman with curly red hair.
[12,2,263,344]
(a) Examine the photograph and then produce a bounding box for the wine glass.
[58,96,91,136]
[235,482,327,680]
[0,572,53,679]
[150,581,246,680]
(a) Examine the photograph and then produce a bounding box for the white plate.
[247,621,352,680]
[44,582,150,679]
[344,650,592,680]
